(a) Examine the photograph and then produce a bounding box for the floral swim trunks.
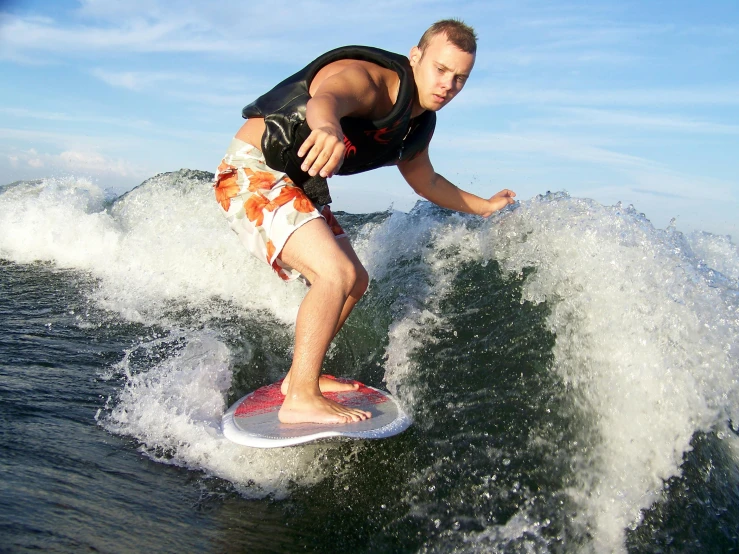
[213,138,346,281]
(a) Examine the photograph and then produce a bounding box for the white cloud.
[13,148,44,168]
[90,69,181,91]
[623,167,737,202]
[4,147,144,178]
[0,13,233,58]
[0,124,228,163]
[457,85,739,108]
[0,106,152,129]
[448,132,660,170]
[88,68,255,105]
[59,150,110,173]
[523,107,739,135]
[0,127,135,152]
[0,1,469,63]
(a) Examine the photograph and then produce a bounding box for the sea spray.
[0,172,308,325]
[98,329,328,498]
[0,176,119,267]
[358,193,738,550]
[358,203,488,413]
[0,173,336,497]
[687,230,739,285]
[483,192,739,550]
[3,173,738,549]
[361,203,575,551]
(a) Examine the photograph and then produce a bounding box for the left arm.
[398,149,516,217]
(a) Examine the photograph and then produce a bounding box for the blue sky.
[1,0,738,237]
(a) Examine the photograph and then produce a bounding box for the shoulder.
[309,58,397,96]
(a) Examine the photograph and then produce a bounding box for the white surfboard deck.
[222,376,412,448]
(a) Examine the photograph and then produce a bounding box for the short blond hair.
[418,19,477,54]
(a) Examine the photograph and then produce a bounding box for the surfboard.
[222,376,412,448]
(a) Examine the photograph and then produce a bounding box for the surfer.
[214,19,516,425]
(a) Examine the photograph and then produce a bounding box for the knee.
[339,260,369,299]
[353,265,369,299]
[318,258,368,298]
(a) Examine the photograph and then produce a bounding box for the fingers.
[481,189,518,218]
[497,195,515,208]
[298,128,345,178]
[493,189,517,206]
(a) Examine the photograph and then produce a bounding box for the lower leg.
[279,278,371,423]
[282,236,369,395]
[277,221,371,424]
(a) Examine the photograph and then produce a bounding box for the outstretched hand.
[297,126,346,178]
[481,189,516,217]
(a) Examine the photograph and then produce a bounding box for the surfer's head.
[409,19,477,112]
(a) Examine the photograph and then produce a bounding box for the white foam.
[482,194,739,550]
[5,176,738,541]
[98,329,328,497]
[357,207,483,411]
[459,508,552,553]
[362,195,739,550]
[1,174,327,496]
[0,177,120,267]
[0,173,306,325]
[687,230,739,284]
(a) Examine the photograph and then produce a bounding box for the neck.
[410,89,426,118]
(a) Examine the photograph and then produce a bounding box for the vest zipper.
[398,124,414,159]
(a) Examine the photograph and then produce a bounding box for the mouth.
[432,94,446,104]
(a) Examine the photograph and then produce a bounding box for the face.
[409,33,475,112]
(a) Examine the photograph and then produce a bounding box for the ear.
[409,45,422,67]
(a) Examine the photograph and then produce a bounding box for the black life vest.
[242,45,436,205]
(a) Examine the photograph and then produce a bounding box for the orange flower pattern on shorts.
[271,187,315,214]
[214,169,240,212]
[217,160,235,174]
[244,193,272,227]
[213,138,346,281]
[322,206,346,237]
[244,168,279,192]
[265,239,276,264]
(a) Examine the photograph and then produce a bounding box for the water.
[1,171,738,552]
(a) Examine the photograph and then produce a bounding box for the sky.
[1,0,738,238]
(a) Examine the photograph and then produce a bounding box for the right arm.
[298,64,382,178]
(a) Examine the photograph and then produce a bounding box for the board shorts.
[213,138,346,281]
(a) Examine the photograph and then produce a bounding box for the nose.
[440,75,453,91]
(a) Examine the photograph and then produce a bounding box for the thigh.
[214,138,328,282]
[281,219,365,286]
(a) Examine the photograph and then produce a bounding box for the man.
[213,19,516,425]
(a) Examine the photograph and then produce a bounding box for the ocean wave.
[2,171,738,551]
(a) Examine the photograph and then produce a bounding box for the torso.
[235,59,403,151]
[235,117,266,148]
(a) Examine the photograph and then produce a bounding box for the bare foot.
[280,374,359,395]
[278,393,372,425]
